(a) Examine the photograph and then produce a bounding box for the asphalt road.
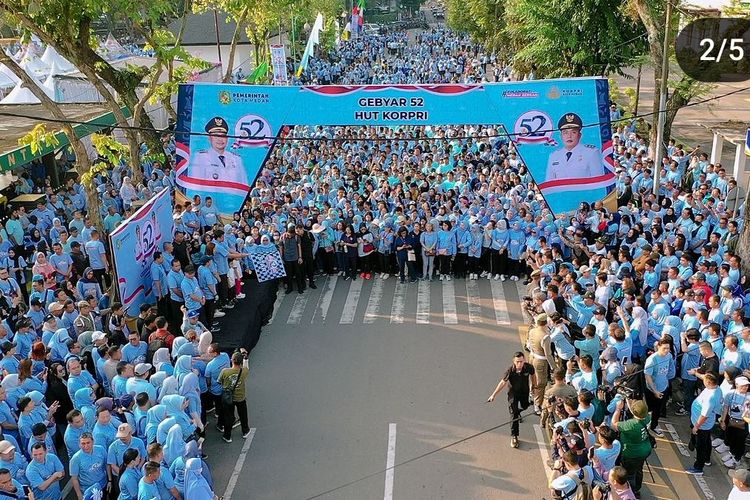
[201,275,736,500]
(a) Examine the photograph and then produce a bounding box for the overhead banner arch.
[175,79,614,215]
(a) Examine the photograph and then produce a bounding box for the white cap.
[736,376,750,386]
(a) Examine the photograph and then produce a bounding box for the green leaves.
[18,124,60,155]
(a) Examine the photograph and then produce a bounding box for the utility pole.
[652,0,673,196]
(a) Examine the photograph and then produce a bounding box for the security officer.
[190,116,249,188]
[527,313,554,415]
[545,113,604,181]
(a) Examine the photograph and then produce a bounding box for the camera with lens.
[611,297,622,307]
[581,418,591,430]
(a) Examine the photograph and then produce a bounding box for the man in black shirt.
[488,351,537,448]
[172,230,190,269]
[689,341,720,390]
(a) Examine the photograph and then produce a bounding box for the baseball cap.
[736,377,750,387]
[31,275,44,283]
[92,331,106,342]
[116,423,133,438]
[0,440,15,454]
[134,363,152,376]
[584,291,595,300]
[187,310,200,319]
[48,302,64,313]
[30,298,42,307]
[730,469,750,487]
[594,307,606,315]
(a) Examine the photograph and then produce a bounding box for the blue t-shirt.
[644,352,675,392]
[119,467,143,500]
[205,353,230,396]
[25,454,64,500]
[107,438,147,471]
[68,371,97,400]
[681,343,701,380]
[122,342,148,365]
[84,240,106,270]
[70,445,108,491]
[691,387,723,430]
[138,478,161,500]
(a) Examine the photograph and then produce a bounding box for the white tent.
[41,62,59,99]
[0,64,20,87]
[101,33,127,60]
[0,80,53,104]
[40,45,75,73]
[19,55,49,80]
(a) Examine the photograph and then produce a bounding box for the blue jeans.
[682,378,697,410]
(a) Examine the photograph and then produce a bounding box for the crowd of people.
[0,20,746,500]
[295,27,495,85]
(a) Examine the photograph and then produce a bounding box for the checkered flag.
[249,244,287,283]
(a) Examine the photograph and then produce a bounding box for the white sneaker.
[446,275,451,281]
[338,271,344,277]
[236,293,246,299]
[472,273,478,280]
[713,438,725,448]
[494,274,501,280]
[724,457,738,468]
[501,275,507,281]
[214,311,226,318]
[480,271,487,278]
[511,276,519,281]
[717,444,731,454]
[721,452,734,462]
[383,274,389,280]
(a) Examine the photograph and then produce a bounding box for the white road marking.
[490,280,511,325]
[364,278,385,323]
[313,275,337,323]
[391,281,406,324]
[466,279,482,324]
[384,423,397,500]
[268,291,285,324]
[223,428,257,500]
[340,278,363,324]
[287,291,309,324]
[442,279,458,324]
[416,279,430,324]
[533,424,553,482]
[663,423,715,500]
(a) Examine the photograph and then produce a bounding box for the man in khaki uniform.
[528,313,554,415]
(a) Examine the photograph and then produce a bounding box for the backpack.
[146,332,169,363]
[569,467,594,500]
[590,398,606,427]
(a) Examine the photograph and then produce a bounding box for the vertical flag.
[270,44,289,85]
[296,13,324,77]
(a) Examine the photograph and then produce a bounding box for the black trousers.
[93,268,110,290]
[302,253,315,283]
[218,274,229,306]
[168,298,184,335]
[726,423,749,460]
[223,399,250,439]
[622,455,647,494]
[645,390,667,431]
[202,298,216,326]
[694,428,712,470]
[508,392,530,437]
[284,260,305,291]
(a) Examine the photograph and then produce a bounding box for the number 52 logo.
[234,114,274,148]
[513,111,555,146]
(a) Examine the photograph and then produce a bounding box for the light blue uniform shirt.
[691,387,723,430]
[25,454,64,500]
[69,445,108,491]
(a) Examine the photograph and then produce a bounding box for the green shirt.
[218,365,249,402]
[618,415,652,459]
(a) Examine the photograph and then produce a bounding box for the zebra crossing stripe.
[287,291,309,325]
[312,275,337,323]
[390,281,406,324]
[268,291,285,324]
[416,279,430,324]
[442,279,458,324]
[364,277,385,324]
[340,278,363,324]
[466,279,482,324]
[490,280,511,325]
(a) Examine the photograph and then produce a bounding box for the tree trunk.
[0,51,104,231]
[223,6,249,83]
